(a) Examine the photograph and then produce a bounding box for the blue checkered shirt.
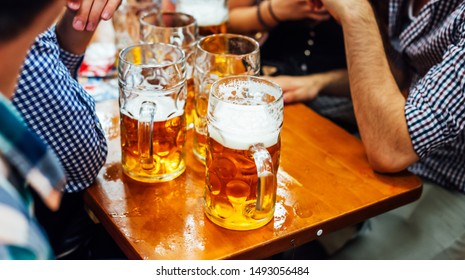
[12,27,108,193]
[389,0,465,192]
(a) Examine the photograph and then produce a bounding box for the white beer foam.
[208,103,280,150]
[122,95,185,122]
[177,2,228,26]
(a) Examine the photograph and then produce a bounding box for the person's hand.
[305,7,332,22]
[308,0,370,23]
[267,75,328,104]
[56,0,121,54]
[66,0,122,31]
[271,0,331,22]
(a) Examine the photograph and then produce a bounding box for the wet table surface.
[84,98,423,260]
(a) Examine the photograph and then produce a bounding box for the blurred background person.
[12,0,124,259]
[309,0,465,259]
[0,0,66,260]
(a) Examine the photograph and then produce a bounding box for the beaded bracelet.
[256,0,272,29]
[268,0,282,23]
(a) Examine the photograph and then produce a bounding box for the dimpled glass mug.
[204,75,283,230]
[140,12,198,130]
[193,34,260,164]
[118,43,187,182]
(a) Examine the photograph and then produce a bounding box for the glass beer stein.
[193,34,260,164]
[205,76,284,230]
[113,0,161,60]
[176,0,228,37]
[140,12,198,130]
[118,43,187,182]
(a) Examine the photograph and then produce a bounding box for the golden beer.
[205,138,280,230]
[186,78,195,129]
[193,34,260,163]
[120,97,186,182]
[193,81,209,162]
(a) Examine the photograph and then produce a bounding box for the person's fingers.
[283,91,299,104]
[270,80,295,93]
[268,75,293,86]
[312,5,328,13]
[307,12,331,21]
[72,0,93,31]
[308,0,323,10]
[86,0,108,31]
[101,0,122,20]
[67,0,81,10]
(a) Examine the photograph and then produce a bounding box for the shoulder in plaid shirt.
[12,27,108,193]
[0,94,65,259]
[389,0,465,192]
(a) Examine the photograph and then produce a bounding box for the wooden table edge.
[84,179,422,260]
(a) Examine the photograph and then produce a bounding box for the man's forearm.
[340,3,418,172]
[228,4,277,33]
[319,69,350,97]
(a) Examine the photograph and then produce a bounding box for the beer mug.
[113,0,161,59]
[205,76,283,230]
[193,34,260,163]
[176,0,228,37]
[118,43,187,182]
[140,11,198,129]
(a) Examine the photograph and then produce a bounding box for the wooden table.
[84,98,422,260]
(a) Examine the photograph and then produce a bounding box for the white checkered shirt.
[389,0,465,192]
[12,27,108,193]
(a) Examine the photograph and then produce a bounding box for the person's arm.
[162,0,176,11]
[267,69,349,103]
[55,9,94,56]
[12,28,108,192]
[228,0,330,34]
[67,0,121,32]
[10,0,123,192]
[316,0,418,172]
[57,0,121,54]
[228,0,276,33]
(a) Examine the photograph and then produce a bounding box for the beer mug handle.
[250,143,276,211]
[138,101,157,170]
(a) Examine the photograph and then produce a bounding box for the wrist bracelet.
[268,0,282,23]
[256,0,272,29]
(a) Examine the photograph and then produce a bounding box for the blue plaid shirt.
[13,27,108,193]
[389,0,465,192]
[0,94,65,259]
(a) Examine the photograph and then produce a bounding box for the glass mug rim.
[209,75,284,107]
[196,33,260,58]
[139,12,198,54]
[118,42,186,69]
[140,11,197,30]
